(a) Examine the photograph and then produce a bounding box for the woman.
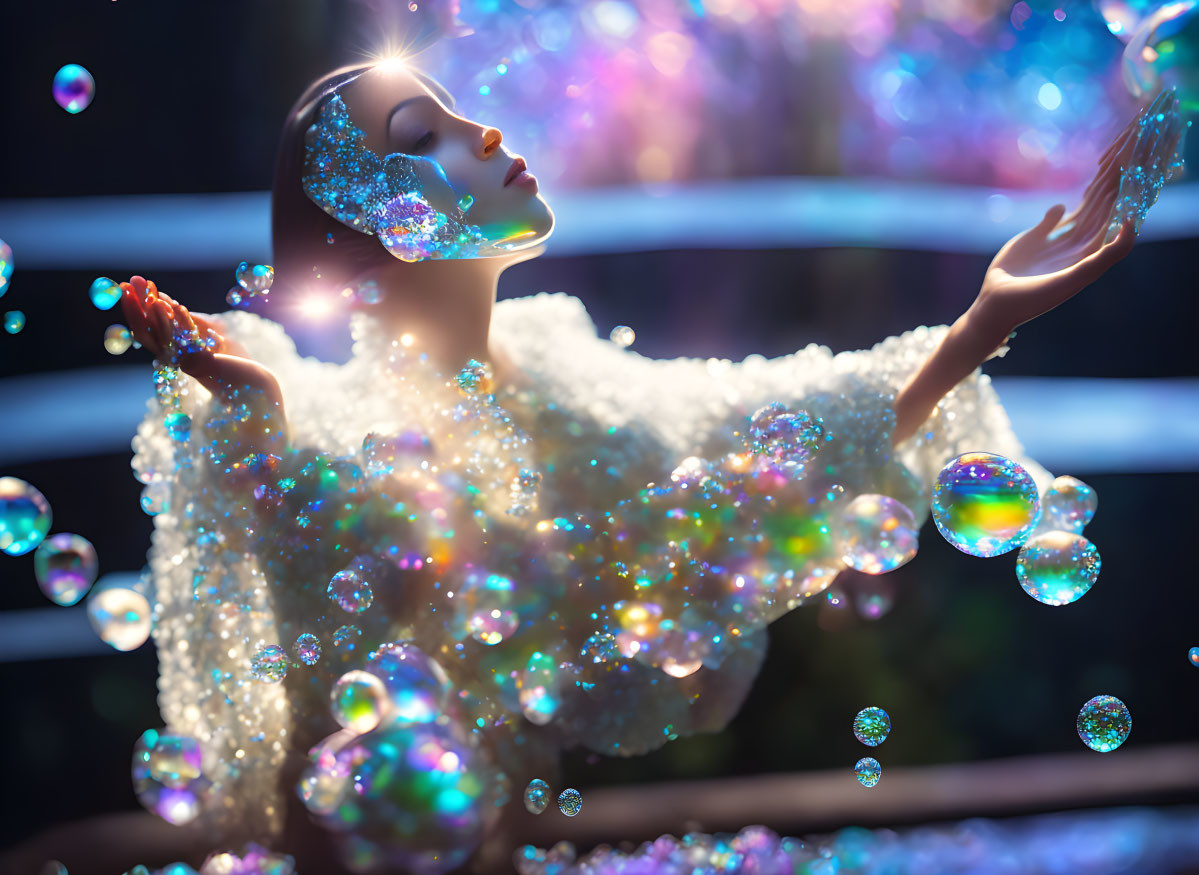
[117,61,1177,870]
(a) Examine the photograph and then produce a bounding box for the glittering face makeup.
[302,72,552,262]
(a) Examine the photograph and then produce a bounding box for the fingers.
[148,298,175,354]
[1035,203,1067,237]
[1068,221,1136,287]
[119,284,156,353]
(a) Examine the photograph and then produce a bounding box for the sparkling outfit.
[132,292,1047,864]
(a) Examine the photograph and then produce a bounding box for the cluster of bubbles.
[226,262,274,309]
[521,777,583,816]
[117,843,295,875]
[932,456,1104,608]
[52,63,94,114]
[852,706,890,788]
[1076,694,1133,752]
[513,810,1199,875]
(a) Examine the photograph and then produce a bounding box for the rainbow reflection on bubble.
[853,706,891,747]
[132,729,211,825]
[1077,694,1132,753]
[33,532,98,606]
[332,670,392,734]
[1039,475,1098,534]
[854,757,882,788]
[835,494,919,574]
[0,477,52,557]
[52,64,94,114]
[932,453,1040,558]
[1016,531,1101,606]
[365,642,452,724]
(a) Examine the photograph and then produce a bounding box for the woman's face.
[339,64,554,252]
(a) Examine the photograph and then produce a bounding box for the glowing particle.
[1188,646,1199,667]
[609,325,635,347]
[853,706,891,747]
[931,453,1040,557]
[854,757,882,788]
[87,579,152,651]
[524,778,550,814]
[835,494,919,574]
[558,787,582,816]
[53,64,95,114]
[331,670,391,734]
[458,194,475,211]
[1037,82,1063,110]
[251,645,288,683]
[132,729,211,824]
[104,324,133,355]
[328,568,374,613]
[89,277,121,310]
[0,239,12,296]
[0,476,53,556]
[1016,531,1100,605]
[235,262,275,294]
[1077,695,1132,752]
[1040,475,1097,534]
[4,310,25,334]
[34,532,98,606]
[295,632,322,665]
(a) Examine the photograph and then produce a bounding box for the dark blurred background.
[1,0,1197,855]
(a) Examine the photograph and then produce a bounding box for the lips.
[503,156,528,187]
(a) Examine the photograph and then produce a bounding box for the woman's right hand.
[120,275,288,444]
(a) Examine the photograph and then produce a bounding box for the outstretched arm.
[120,275,289,449]
[891,100,1180,445]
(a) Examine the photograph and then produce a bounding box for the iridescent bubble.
[931,453,1040,557]
[89,277,121,311]
[251,645,288,683]
[235,262,275,294]
[745,403,828,464]
[52,64,95,114]
[331,670,392,734]
[520,650,562,725]
[835,494,919,574]
[328,567,374,613]
[853,706,891,747]
[4,310,25,334]
[609,325,635,348]
[365,641,452,723]
[1040,475,1098,534]
[524,778,550,814]
[164,412,191,443]
[854,757,882,788]
[467,608,519,645]
[86,578,151,651]
[1016,531,1101,606]
[1188,646,1199,667]
[104,324,132,355]
[0,476,52,556]
[225,287,246,309]
[557,787,582,816]
[0,239,12,297]
[132,729,211,825]
[1077,695,1132,752]
[295,632,322,665]
[333,624,362,649]
[458,568,519,645]
[34,532,98,606]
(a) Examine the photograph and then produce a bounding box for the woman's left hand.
[973,109,1155,335]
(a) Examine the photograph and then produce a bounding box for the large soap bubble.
[132,729,212,824]
[0,477,52,556]
[1016,531,1101,606]
[834,494,919,574]
[931,453,1040,557]
[87,576,152,651]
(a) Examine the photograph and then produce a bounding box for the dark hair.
[270,64,457,296]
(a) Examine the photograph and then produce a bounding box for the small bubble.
[331,670,391,734]
[1016,531,1100,606]
[235,262,274,294]
[89,277,121,311]
[1189,647,1199,668]
[295,633,322,665]
[0,476,52,556]
[1077,695,1131,752]
[53,64,95,114]
[328,568,374,613]
[524,778,550,814]
[854,757,881,788]
[332,624,362,649]
[87,579,151,651]
[34,532,98,606]
[932,453,1040,557]
[557,787,582,816]
[609,325,635,348]
[853,706,890,747]
[251,645,288,683]
[5,310,26,334]
[104,324,132,355]
[458,194,475,211]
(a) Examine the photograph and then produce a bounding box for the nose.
[479,126,502,159]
